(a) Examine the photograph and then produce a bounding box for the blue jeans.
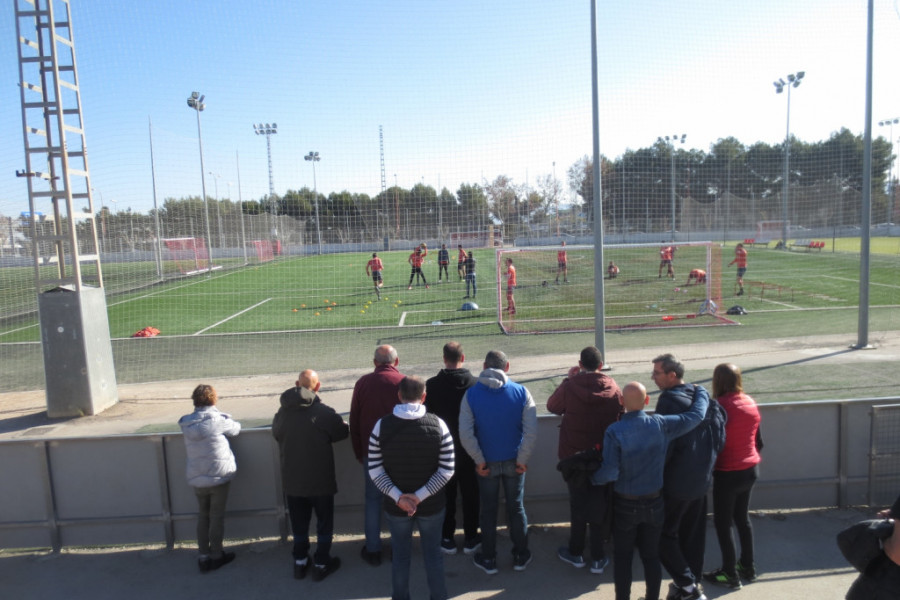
[385,510,447,600]
[287,494,334,564]
[477,460,528,559]
[364,460,383,552]
[612,493,664,600]
[466,273,477,297]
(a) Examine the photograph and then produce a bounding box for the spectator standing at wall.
[272,369,349,582]
[350,345,405,566]
[547,346,623,575]
[652,353,725,600]
[591,381,710,600]
[369,376,455,600]
[459,350,538,574]
[703,363,761,589]
[178,384,241,573]
[425,341,481,555]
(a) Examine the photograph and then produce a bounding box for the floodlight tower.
[187,91,214,271]
[305,151,322,254]
[774,71,805,248]
[878,117,899,224]
[253,122,278,239]
[658,134,686,241]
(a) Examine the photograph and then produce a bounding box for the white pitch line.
[398,311,408,327]
[0,323,39,338]
[194,298,273,335]
[756,297,800,309]
[824,275,900,290]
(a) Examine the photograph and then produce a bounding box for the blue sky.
[1,1,898,217]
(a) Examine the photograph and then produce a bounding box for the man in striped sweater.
[369,376,455,600]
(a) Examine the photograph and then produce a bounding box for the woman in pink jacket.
[704,363,761,590]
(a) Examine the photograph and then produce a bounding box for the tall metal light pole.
[774,71,805,249]
[187,91,213,272]
[253,123,278,240]
[305,151,322,254]
[658,134,686,241]
[878,118,898,224]
[208,171,225,248]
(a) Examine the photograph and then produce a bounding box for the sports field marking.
[756,297,801,309]
[0,323,39,339]
[823,275,900,290]
[398,311,408,326]
[107,268,240,308]
[194,298,273,335]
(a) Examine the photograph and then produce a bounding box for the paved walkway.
[0,507,867,600]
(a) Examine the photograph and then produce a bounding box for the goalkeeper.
[437,243,450,282]
[463,251,477,298]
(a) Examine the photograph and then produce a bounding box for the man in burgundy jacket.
[350,344,405,566]
[547,346,623,574]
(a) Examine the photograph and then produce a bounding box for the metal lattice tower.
[14,0,118,417]
[15,0,103,290]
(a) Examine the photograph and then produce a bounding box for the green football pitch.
[0,240,898,390]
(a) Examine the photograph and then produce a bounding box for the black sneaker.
[473,552,498,575]
[197,556,211,573]
[208,551,236,571]
[666,582,708,600]
[463,534,482,555]
[440,537,458,555]
[312,556,341,582]
[703,568,742,589]
[360,544,382,566]
[293,557,309,580]
[736,560,758,582]
[513,549,532,571]
[557,546,585,568]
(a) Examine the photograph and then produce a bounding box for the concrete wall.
[1,397,897,551]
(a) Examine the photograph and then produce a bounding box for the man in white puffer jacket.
[179,384,241,573]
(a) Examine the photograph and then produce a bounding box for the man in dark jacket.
[652,353,725,600]
[349,345,405,565]
[547,346,623,574]
[369,376,455,600]
[425,341,480,555]
[273,369,349,582]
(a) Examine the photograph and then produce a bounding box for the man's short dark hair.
[484,350,508,370]
[398,376,426,402]
[443,341,463,364]
[580,346,603,371]
[652,353,684,379]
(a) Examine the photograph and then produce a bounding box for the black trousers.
[659,494,707,587]
[442,449,480,541]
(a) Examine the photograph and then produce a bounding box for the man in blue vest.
[459,350,538,575]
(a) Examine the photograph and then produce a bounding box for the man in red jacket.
[349,345,405,566]
[547,346,623,574]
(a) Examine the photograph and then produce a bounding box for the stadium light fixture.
[878,118,899,224]
[658,134,686,242]
[774,71,804,249]
[305,151,322,254]
[186,91,214,272]
[253,122,279,240]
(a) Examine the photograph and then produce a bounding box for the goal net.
[247,239,275,264]
[495,242,734,334]
[163,237,218,276]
